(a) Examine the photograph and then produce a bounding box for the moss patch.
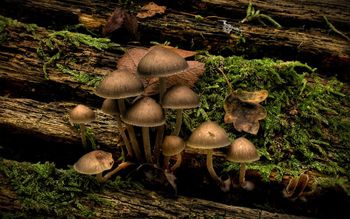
[0,159,135,218]
[182,54,350,192]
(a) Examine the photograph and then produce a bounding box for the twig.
[323,16,350,41]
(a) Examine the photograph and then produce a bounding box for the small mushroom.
[121,97,165,163]
[162,135,186,172]
[137,45,189,100]
[73,150,114,182]
[95,69,144,161]
[162,85,200,136]
[74,150,132,183]
[101,99,133,159]
[69,104,95,150]
[226,137,260,190]
[186,121,230,184]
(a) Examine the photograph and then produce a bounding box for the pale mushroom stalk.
[159,77,167,101]
[153,125,165,165]
[206,150,222,184]
[142,127,152,163]
[173,109,183,136]
[170,153,182,172]
[99,162,133,183]
[115,114,133,158]
[239,163,247,186]
[79,124,87,149]
[117,98,143,162]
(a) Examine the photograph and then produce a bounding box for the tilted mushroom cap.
[162,85,200,109]
[121,97,165,127]
[73,150,114,175]
[101,99,119,115]
[226,137,260,163]
[186,121,230,149]
[137,46,189,78]
[162,135,186,156]
[69,104,95,124]
[95,69,144,99]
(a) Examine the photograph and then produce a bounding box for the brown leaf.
[123,13,139,40]
[117,47,205,96]
[103,7,125,36]
[235,89,268,104]
[156,45,198,58]
[136,2,166,19]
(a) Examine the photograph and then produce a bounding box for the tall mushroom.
[137,45,189,100]
[186,121,230,184]
[162,135,186,172]
[162,85,200,136]
[101,98,133,159]
[121,97,165,163]
[95,69,144,161]
[226,137,260,189]
[69,104,95,150]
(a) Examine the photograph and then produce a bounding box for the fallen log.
[0,0,349,79]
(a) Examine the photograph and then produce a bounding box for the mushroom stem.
[173,109,183,136]
[126,124,143,162]
[239,163,247,187]
[170,153,182,172]
[142,127,152,163]
[102,162,133,181]
[117,99,126,115]
[79,124,88,149]
[115,114,133,159]
[96,172,104,183]
[163,156,171,170]
[159,77,166,102]
[206,150,222,184]
[153,125,165,165]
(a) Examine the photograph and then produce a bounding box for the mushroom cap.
[137,46,189,78]
[121,97,165,127]
[69,104,95,124]
[226,137,260,163]
[162,85,200,109]
[73,150,114,175]
[101,99,119,115]
[162,135,186,156]
[95,69,144,99]
[186,121,230,149]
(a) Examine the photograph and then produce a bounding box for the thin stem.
[159,77,166,102]
[323,16,350,41]
[102,162,133,181]
[218,68,233,93]
[79,124,87,150]
[170,153,182,172]
[173,109,183,136]
[96,172,104,183]
[142,127,152,163]
[163,155,170,170]
[239,163,247,187]
[153,125,165,165]
[126,124,143,162]
[115,114,133,159]
[206,150,222,184]
[117,99,126,115]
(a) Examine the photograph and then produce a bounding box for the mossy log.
[0,0,349,80]
[0,160,311,219]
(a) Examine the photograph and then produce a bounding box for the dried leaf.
[235,89,268,104]
[136,2,166,19]
[103,7,125,36]
[117,47,205,96]
[158,45,198,58]
[123,13,139,40]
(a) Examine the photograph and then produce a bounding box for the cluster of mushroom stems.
[70,46,260,190]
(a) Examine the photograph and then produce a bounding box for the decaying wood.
[0,0,349,79]
[0,160,311,219]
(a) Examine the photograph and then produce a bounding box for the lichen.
[183,54,350,191]
[0,159,135,217]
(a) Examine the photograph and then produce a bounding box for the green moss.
[0,15,37,44]
[0,159,134,217]
[56,63,102,87]
[187,54,350,184]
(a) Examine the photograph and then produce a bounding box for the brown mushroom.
[121,97,165,163]
[69,104,95,150]
[226,137,260,189]
[186,121,230,184]
[162,135,186,172]
[162,85,200,136]
[95,69,144,161]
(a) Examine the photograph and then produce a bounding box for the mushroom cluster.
[70,45,267,194]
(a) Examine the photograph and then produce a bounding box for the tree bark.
[0,160,311,219]
[0,0,349,79]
